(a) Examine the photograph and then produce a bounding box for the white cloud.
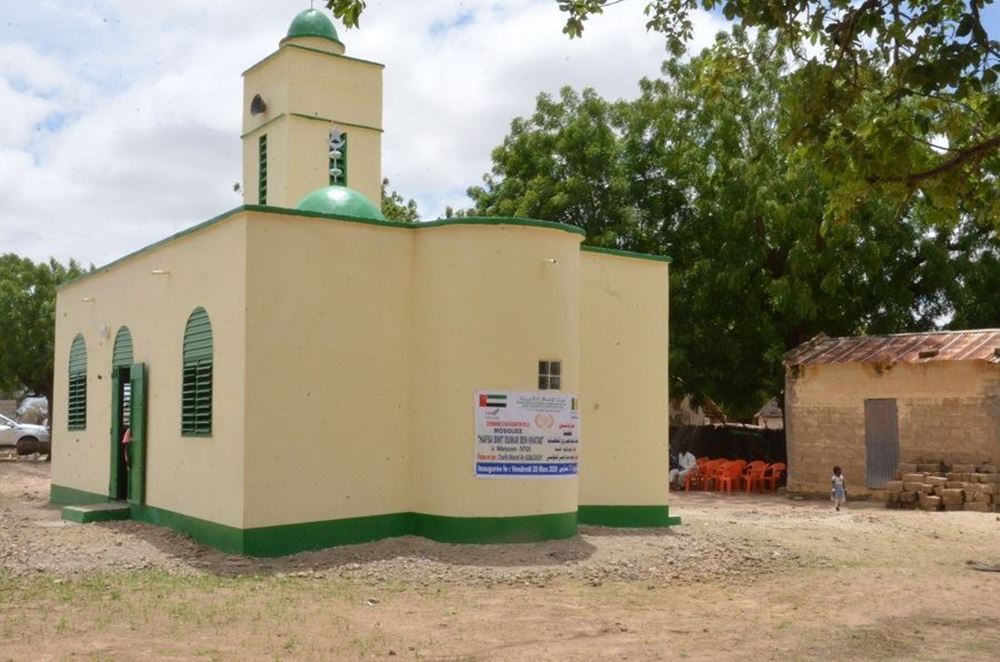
[0,0,727,266]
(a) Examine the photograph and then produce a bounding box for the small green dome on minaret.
[286,8,340,42]
[296,185,385,221]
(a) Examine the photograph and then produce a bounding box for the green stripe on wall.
[52,485,670,556]
[413,512,577,544]
[51,484,108,505]
[243,513,415,557]
[577,505,681,527]
[131,504,244,555]
[581,245,673,264]
[243,512,577,556]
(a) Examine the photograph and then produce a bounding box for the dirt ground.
[2,460,1000,660]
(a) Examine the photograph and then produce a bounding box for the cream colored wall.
[278,35,345,56]
[409,224,583,518]
[579,252,670,506]
[242,212,413,528]
[54,217,248,527]
[786,361,1000,494]
[341,128,382,205]
[243,120,288,207]
[284,116,335,207]
[242,46,383,208]
[286,48,383,134]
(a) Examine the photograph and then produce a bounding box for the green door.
[108,368,130,500]
[128,362,147,505]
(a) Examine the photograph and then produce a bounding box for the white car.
[0,413,51,455]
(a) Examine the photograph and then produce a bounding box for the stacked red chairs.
[761,462,786,492]
[741,460,769,492]
[716,460,747,494]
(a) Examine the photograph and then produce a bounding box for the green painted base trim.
[52,484,594,555]
[577,505,681,527]
[244,511,577,557]
[243,512,414,557]
[131,504,245,556]
[51,484,109,506]
[62,503,131,524]
[413,511,577,545]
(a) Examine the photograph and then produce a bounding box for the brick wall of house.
[786,361,1000,495]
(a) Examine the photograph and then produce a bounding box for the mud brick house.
[784,330,1000,496]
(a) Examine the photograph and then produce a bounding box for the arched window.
[113,326,134,426]
[112,326,134,368]
[68,334,87,430]
[182,307,213,436]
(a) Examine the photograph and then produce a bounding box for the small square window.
[537,360,561,391]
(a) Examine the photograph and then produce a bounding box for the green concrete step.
[62,501,131,524]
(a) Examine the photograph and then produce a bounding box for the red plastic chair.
[742,461,768,492]
[695,459,727,491]
[716,460,747,494]
[684,458,715,491]
[761,462,786,492]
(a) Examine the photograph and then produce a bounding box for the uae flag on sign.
[479,393,507,407]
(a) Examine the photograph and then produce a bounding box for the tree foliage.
[381,177,421,222]
[0,255,87,406]
[468,30,984,417]
[561,0,1000,224]
[327,0,1000,225]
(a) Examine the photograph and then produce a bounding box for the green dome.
[296,185,385,221]
[286,8,340,42]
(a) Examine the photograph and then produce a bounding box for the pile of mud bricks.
[885,454,1000,512]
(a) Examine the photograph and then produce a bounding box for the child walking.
[831,466,846,511]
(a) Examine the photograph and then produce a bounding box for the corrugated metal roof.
[785,330,1000,366]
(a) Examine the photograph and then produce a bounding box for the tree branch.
[869,134,1000,185]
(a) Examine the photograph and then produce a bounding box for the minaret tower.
[241,8,384,208]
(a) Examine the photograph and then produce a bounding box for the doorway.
[864,399,899,488]
[109,362,147,503]
[109,366,132,500]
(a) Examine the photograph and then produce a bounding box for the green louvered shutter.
[68,334,87,430]
[182,308,213,436]
[258,135,268,205]
[112,326,134,367]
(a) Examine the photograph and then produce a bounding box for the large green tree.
[0,255,87,410]
[470,30,967,416]
[327,0,1000,225]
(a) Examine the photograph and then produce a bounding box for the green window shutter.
[112,326,134,368]
[68,334,87,430]
[182,308,213,436]
[258,134,268,205]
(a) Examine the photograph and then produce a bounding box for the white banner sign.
[474,390,579,478]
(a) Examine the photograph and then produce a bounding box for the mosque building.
[50,9,677,555]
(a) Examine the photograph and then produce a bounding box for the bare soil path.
[2,460,999,660]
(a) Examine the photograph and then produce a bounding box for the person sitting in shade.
[669,447,697,489]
